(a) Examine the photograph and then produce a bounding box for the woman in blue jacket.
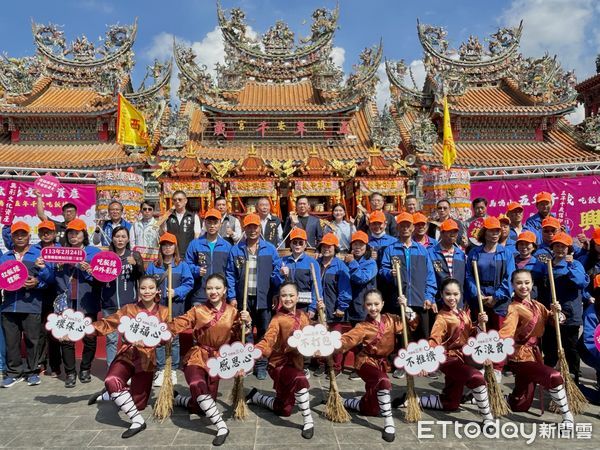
[100,226,144,367]
[54,218,100,388]
[146,232,193,387]
[578,274,600,396]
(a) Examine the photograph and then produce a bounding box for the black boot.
[65,373,76,388]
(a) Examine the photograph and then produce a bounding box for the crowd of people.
[0,188,599,444]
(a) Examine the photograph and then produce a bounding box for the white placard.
[45,309,95,341]
[117,312,172,347]
[287,323,342,357]
[206,342,262,379]
[394,339,447,376]
[462,330,515,365]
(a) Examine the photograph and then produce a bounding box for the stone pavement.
[0,359,599,449]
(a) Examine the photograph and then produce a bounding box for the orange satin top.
[429,307,477,361]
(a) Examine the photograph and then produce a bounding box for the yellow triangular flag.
[117,93,151,150]
[442,96,456,170]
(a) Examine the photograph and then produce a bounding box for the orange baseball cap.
[498,214,510,224]
[204,208,222,220]
[10,221,30,234]
[351,230,369,244]
[159,232,177,245]
[66,218,87,232]
[38,220,56,231]
[594,274,600,290]
[440,219,459,232]
[592,228,600,245]
[369,210,386,224]
[516,231,537,244]
[319,232,339,248]
[412,212,428,224]
[551,232,572,247]
[507,202,523,213]
[396,212,414,224]
[242,213,260,228]
[535,191,553,203]
[482,216,501,230]
[290,228,307,241]
[541,217,560,230]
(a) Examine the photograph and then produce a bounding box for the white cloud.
[330,46,345,68]
[375,59,425,112]
[566,103,585,125]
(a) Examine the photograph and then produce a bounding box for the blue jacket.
[368,233,397,263]
[226,238,282,309]
[2,226,12,251]
[428,243,466,307]
[55,245,101,315]
[278,253,322,312]
[99,219,132,247]
[185,236,232,304]
[99,249,145,310]
[579,303,600,371]
[0,245,53,314]
[538,258,588,327]
[346,256,377,321]
[146,261,194,316]
[318,256,352,322]
[380,240,437,308]
[466,244,515,316]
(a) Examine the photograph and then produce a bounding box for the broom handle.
[167,263,173,321]
[393,259,410,348]
[309,263,327,326]
[471,260,487,333]
[546,260,564,349]
[241,254,251,344]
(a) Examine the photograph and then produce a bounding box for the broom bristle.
[484,365,509,418]
[404,375,421,423]
[231,376,249,420]
[153,349,174,421]
[324,366,351,423]
[558,351,588,415]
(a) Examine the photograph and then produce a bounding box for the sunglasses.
[142,207,154,211]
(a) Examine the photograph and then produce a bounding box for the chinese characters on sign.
[462,330,515,365]
[206,342,262,379]
[0,182,18,225]
[394,339,446,376]
[34,175,61,195]
[287,324,342,357]
[117,312,172,348]
[90,251,122,283]
[45,309,95,341]
[0,260,28,291]
[41,247,86,264]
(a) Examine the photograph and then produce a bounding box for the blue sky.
[1,0,599,119]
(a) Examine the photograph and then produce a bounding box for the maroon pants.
[507,360,563,412]
[439,357,485,410]
[486,309,506,371]
[268,365,309,417]
[329,323,345,372]
[104,359,153,410]
[357,363,392,417]
[183,365,221,415]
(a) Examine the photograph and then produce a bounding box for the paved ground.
[0,359,599,449]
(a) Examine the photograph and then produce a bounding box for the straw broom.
[546,260,587,415]
[310,263,351,423]
[154,264,174,421]
[393,259,421,423]
[471,260,510,418]
[230,257,251,420]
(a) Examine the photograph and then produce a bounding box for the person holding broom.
[168,273,252,446]
[87,275,170,438]
[246,281,316,440]
[498,269,574,426]
[395,278,495,426]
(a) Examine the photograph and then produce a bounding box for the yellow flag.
[116,94,151,150]
[442,96,456,170]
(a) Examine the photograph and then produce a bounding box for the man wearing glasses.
[428,199,467,245]
[162,191,202,256]
[130,201,161,251]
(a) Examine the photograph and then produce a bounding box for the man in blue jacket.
[185,208,232,305]
[226,213,282,379]
[92,200,131,247]
[0,221,53,388]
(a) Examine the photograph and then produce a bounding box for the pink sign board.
[0,182,18,225]
[90,251,122,282]
[0,260,28,291]
[34,175,61,195]
[41,247,86,264]
[471,175,600,236]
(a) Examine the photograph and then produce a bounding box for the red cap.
[159,232,177,245]
[551,232,573,247]
[592,228,600,245]
[38,220,56,231]
[319,232,339,248]
[535,191,553,203]
[66,218,87,232]
[507,202,523,213]
[412,212,428,224]
[440,219,459,232]
[10,221,30,234]
[368,210,386,224]
[204,208,222,220]
[516,231,537,244]
[242,213,261,228]
[351,230,369,244]
[396,212,414,224]
[498,214,510,224]
[541,216,561,230]
[482,216,501,230]
[290,228,307,241]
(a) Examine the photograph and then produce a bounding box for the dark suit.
[357,210,397,237]
[282,214,323,248]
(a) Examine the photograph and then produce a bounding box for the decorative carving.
[407,114,437,154]
[371,110,401,149]
[582,115,600,151]
[329,159,357,181]
[161,108,191,148]
[262,21,295,54]
[488,26,520,55]
[458,35,484,61]
[514,54,577,102]
[269,159,297,180]
[418,24,449,54]
[0,55,42,94]
[301,7,338,44]
[342,42,382,101]
[174,42,218,99]
[208,160,236,183]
